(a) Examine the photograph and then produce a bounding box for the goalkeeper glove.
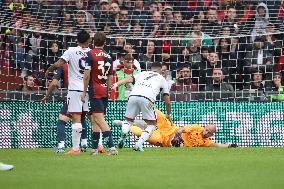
[228,143,238,148]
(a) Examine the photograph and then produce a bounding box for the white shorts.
[125,96,157,121]
[67,91,89,114]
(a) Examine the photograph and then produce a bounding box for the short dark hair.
[93,31,106,47]
[77,30,90,44]
[151,62,162,69]
[124,54,134,61]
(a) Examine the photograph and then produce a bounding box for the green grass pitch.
[1,148,284,189]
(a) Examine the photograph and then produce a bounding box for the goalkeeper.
[114,109,237,148]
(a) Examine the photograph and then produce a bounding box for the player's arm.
[111,76,133,89]
[45,59,67,78]
[163,94,171,118]
[41,79,58,103]
[162,77,171,120]
[81,52,92,102]
[81,69,90,102]
[209,143,238,148]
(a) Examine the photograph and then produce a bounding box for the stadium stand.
[0,0,283,102]
[0,0,284,147]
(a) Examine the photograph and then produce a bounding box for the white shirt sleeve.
[161,77,170,95]
[60,48,71,63]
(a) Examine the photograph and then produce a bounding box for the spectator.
[244,36,274,83]
[25,22,46,74]
[223,6,239,34]
[183,17,213,47]
[129,0,147,25]
[9,74,37,101]
[216,38,238,87]
[180,32,202,68]
[171,11,187,36]
[109,2,120,23]
[145,11,163,37]
[94,0,110,32]
[46,41,62,69]
[170,66,198,101]
[112,43,141,71]
[73,10,94,33]
[202,7,222,37]
[205,68,234,101]
[251,2,270,42]
[265,72,284,101]
[16,74,35,92]
[111,7,132,35]
[264,23,282,58]
[176,0,204,24]
[161,63,175,90]
[110,54,140,100]
[138,40,161,71]
[163,5,174,23]
[244,69,265,91]
[198,52,222,90]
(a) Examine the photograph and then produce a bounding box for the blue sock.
[57,120,66,143]
[92,132,100,149]
[81,116,88,140]
[103,131,114,148]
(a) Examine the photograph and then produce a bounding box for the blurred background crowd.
[0,0,284,101]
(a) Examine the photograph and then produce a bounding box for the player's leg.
[117,97,139,148]
[89,114,104,153]
[80,112,88,152]
[130,124,161,146]
[134,98,157,151]
[90,117,101,155]
[80,93,90,152]
[56,103,70,153]
[89,98,117,155]
[66,91,83,154]
[0,162,14,171]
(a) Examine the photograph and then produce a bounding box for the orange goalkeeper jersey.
[181,124,213,147]
[150,110,178,147]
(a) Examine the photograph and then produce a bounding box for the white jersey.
[130,71,170,102]
[61,46,90,91]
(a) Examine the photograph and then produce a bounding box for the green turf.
[1,148,284,189]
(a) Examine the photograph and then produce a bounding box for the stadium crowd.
[0,0,284,101]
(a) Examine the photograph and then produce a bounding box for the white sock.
[58,141,65,149]
[136,125,156,146]
[72,123,82,151]
[98,132,103,146]
[122,121,131,135]
[81,139,87,146]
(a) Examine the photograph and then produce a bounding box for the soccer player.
[114,109,238,148]
[81,31,118,156]
[0,162,14,171]
[42,65,104,153]
[111,62,171,151]
[45,30,91,155]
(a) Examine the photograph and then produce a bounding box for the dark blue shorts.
[89,97,108,115]
[59,103,69,116]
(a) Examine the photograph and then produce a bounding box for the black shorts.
[89,97,108,115]
[59,103,69,116]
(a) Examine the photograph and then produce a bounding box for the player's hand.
[81,93,86,102]
[44,69,50,78]
[111,83,118,90]
[228,143,238,148]
[41,96,48,104]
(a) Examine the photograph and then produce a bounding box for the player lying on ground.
[114,109,238,148]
